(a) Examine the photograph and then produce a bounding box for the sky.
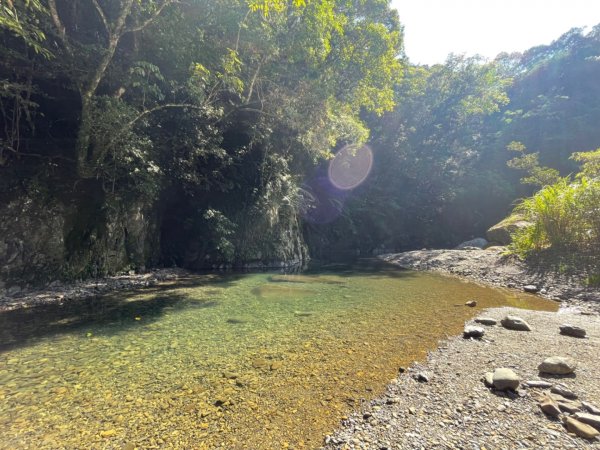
[391,0,600,65]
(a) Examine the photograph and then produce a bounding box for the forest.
[1,0,600,288]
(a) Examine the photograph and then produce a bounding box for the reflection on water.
[0,261,556,449]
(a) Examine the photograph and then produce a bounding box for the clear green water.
[0,261,556,449]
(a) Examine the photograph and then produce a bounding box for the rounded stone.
[492,368,520,391]
[538,356,577,375]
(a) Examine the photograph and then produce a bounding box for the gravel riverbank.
[322,249,600,449]
[381,247,600,314]
[323,308,600,449]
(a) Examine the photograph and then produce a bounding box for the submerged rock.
[501,316,532,331]
[465,300,477,307]
[539,356,577,375]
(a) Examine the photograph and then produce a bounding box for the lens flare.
[328,144,373,191]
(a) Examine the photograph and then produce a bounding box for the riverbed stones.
[463,326,485,339]
[524,380,553,389]
[551,384,577,399]
[474,317,497,326]
[539,356,577,375]
[492,368,520,391]
[501,315,532,331]
[563,416,600,439]
[465,300,477,307]
[573,412,600,431]
[583,401,600,415]
[539,395,561,417]
[559,324,586,338]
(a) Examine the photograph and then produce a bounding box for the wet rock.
[252,358,269,369]
[563,416,600,439]
[293,311,314,317]
[474,317,497,326]
[463,326,485,339]
[539,356,577,375]
[523,285,539,293]
[501,315,532,331]
[538,395,561,417]
[573,413,600,431]
[524,380,553,389]
[465,300,477,307]
[492,368,520,391]
[559,324,586,338]
[551,384,577,399]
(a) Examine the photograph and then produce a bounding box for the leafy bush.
[511,177,600,257]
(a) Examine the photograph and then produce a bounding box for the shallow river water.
[0,261,557,449]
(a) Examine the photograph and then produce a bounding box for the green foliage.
[506,141,561,187]
[511,177,600,257]
[571,148,600,178]
[0,0,50,57]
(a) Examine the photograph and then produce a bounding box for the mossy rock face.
[486,214,532,245]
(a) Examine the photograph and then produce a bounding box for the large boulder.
[486,214,532,245]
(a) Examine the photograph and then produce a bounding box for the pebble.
[582,401,600,415]
[538,356,577,375]
[523,285,539,293]
[465,300,477,307]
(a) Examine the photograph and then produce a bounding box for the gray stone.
[583,401,600,415]
[455,238,488,250]
[556,399,583,414]
[573,412,600,431]
[539,356,577,375]
[501,315,532,331]
[463,326,485,339]
[559,324,586,338]
[492,368,520,391]
[523,285,539,293]
[524,380,553,389]
[551,383,577,399]
[474,317,497,326]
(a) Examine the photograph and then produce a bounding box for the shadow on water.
[0,273,245,353]
[303,258,417,279]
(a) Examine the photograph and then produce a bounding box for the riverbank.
[323,307,600,449]
[381,247,600,314]
[0,268,189,312]
[321,249,600,449]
